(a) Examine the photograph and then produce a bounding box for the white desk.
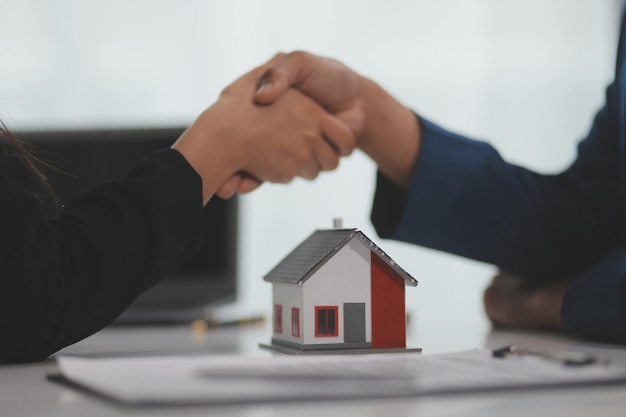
[3,319,626,417]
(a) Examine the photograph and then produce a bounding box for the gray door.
[343,302,366,343]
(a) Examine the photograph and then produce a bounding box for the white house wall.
[302,238,372,346]
[272,282,303,344]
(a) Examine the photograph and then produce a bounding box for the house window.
[315,306,338,337]
[274,304,283,334]
[291,308,300,338]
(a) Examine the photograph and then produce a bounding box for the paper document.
[53,349,626,406]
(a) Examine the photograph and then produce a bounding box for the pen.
[492,345,609,366]
[190,315,266,333]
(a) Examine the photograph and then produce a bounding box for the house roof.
[263,228,418,287]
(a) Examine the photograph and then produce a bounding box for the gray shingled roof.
[263,228,418,287]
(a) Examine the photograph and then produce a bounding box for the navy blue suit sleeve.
[375,105,624,279]
[561,250,626,342]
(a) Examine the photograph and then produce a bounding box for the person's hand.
[216,52,364,198]
[483,271,567,331]
[247,51,421,191]
[216,172,262,199]
[172,55,355,205]
[255,51,366,140]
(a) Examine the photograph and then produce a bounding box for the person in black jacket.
[0,55,354,362]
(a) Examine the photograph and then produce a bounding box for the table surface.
[3,316,626,417]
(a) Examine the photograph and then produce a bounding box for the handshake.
[171,51,421,205]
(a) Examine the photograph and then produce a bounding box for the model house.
[264,228,418,352]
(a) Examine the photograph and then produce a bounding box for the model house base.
[259,342,422,355]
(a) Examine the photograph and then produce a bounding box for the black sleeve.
[0,148,205,362]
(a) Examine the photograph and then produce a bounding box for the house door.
[343,303,366,343]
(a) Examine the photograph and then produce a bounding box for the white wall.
[0,0,621,350]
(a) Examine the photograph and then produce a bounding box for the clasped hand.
[173,53,361,204]
[214,50,419,197]
[173,50,419,203]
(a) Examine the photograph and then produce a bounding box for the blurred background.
[0,0,622,350]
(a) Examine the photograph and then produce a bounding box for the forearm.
[172,108,238,205]
[357,76,421,190]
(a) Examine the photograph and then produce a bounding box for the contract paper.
[53,349,626,406]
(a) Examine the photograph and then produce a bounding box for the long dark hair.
[0,120,57,202]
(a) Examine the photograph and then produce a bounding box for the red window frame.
[314,306,338,337]
[291,308,300,338]
[273,304,283,334]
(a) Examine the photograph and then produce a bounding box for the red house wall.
[370,254,406,348]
